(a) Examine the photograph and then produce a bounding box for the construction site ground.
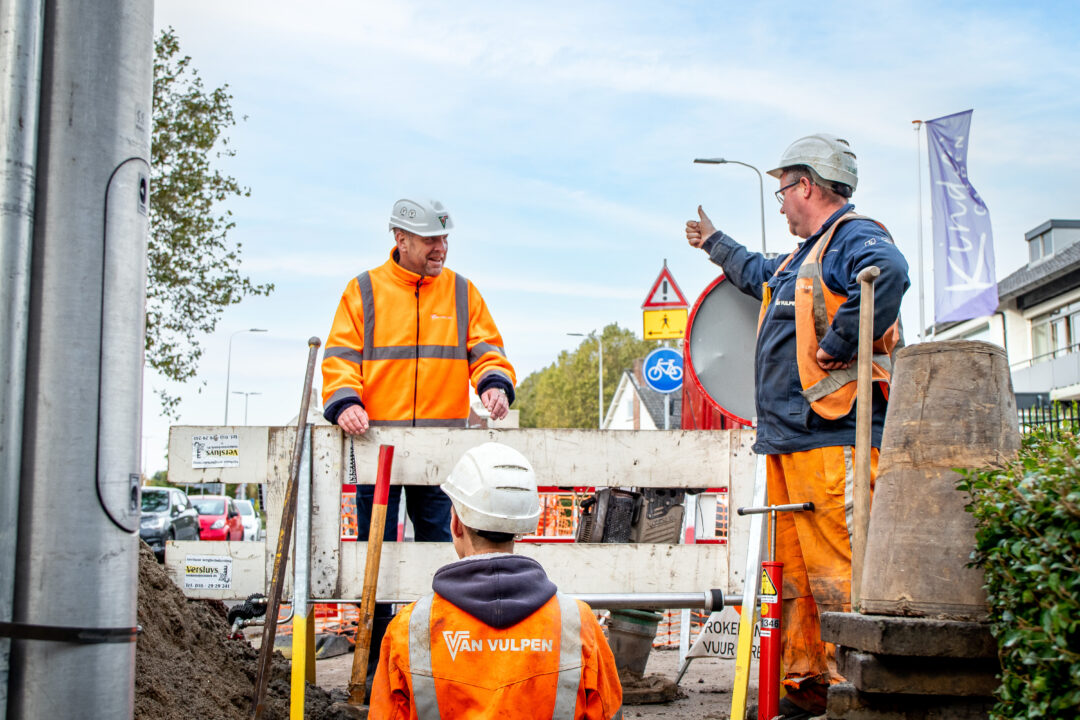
[138,539,750,719]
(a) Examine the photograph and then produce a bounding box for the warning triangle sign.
[641,262,689,309]
[760,569,777,598]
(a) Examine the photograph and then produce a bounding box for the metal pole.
[290,426,315,716]
[0,1,45,714]
[693,158,767,254]
[225,329,267,424]
[913,121,926,340]
[570,591,732,611]
[10,1,153,716]
[252,337,321,720]
[598,336,604,429]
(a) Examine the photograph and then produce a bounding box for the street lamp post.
[568,332,603,429]
[231,391,262,425]
[693,157,768,255]
[224,328,267,424]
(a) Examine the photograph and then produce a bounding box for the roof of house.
[621,369,682,429]
[998,240,1080,302]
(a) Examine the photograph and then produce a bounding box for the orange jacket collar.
[387,248,439,287]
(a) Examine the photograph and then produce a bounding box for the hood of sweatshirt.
[431,553,557,629]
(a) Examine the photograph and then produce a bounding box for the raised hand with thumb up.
[685,205,718,249]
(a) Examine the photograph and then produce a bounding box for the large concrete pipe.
[9,1,153,716]
[859,341,1020,620]
[0,1,45,715]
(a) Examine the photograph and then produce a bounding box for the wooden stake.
[852,266,879,612]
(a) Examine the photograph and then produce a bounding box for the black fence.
[1018,402,1080,437]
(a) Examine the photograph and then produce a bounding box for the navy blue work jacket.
[703,204,910,454]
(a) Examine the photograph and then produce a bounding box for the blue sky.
[143,0,1080,473]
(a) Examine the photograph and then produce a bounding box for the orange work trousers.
[765,446,878,709]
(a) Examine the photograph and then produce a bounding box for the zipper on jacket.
[413,278,422,427]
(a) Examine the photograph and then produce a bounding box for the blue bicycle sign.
[643,347,683,394]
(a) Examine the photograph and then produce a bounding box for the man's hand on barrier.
[339,405,370,435]
[481,388,509,421]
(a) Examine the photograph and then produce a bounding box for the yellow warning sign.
[643,308,688,340]
[760,568,778,604]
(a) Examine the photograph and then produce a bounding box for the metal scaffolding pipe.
[9,0,153,716]
[571,591,733,611]
[0,1,45,714]
[309,590,741,612]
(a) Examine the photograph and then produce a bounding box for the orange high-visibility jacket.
[759,213,901,421]
[321,250,515,426]
[369,592,623,720]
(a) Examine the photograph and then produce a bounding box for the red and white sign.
[642,262,689,309]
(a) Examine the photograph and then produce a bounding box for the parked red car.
[190,495,244,541]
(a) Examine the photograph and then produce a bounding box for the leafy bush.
[958,432,1080,719]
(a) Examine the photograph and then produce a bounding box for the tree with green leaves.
[148,28,272,416]
[516,324,662,428]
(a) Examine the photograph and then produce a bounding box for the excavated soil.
[135,542,353,720]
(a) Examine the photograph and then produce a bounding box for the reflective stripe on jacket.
[370,592,623,720]
[759,213,901,420]
[321,249,515,426]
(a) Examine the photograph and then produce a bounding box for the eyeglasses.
[775,179,801,205]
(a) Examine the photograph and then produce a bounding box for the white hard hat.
[766,134,858,193]
[388,198,454,237]
[441,443,540,535]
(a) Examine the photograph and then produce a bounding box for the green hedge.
[959,432,1080,719]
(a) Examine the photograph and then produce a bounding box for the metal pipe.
[311,591,748,611]
[0,1,45,714]
[10,1,153,716]
[571,591,732,611]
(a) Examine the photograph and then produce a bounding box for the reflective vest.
[321,250,515,426]
[371,592,623,720]
[759,213,901,421]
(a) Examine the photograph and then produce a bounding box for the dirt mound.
[135,542,354,720]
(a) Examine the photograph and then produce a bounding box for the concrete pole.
[0,1,45,715]
[9,1,153,716]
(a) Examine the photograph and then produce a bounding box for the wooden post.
[852,266,879,612]
[347,444,395,706]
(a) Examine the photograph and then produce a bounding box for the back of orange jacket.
[321,250,515,426]
[370,555,623,719]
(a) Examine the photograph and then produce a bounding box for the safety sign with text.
[685,606,760,660]
[191,433,240,468]
[184,555,233,590]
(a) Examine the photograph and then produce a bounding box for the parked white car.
[234,499,261,542]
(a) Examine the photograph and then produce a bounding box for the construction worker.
[322,198,517,691]
[369,443,623,719]
[685,135,909,718]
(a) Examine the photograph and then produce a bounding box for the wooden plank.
[725,431,759,593]
[263,426,295,596]
[167,425,269,486]
[335,542,732,601]
[164,540,265,600]
[310,426,343,598]
[341,427,753,488]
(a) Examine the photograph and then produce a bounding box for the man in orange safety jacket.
[686,135,909,718]
[369,443,623,720]
[322,198,517,692]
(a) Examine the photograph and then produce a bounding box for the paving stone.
[827,682,993,720]
[821,612,997,658]
[837,648,999,697]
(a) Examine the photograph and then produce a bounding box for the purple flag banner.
[926,109,998,323]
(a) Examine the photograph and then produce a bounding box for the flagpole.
[913,120,926,341]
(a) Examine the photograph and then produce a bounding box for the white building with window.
[603,359,682,430]
[935,219,1080,405]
